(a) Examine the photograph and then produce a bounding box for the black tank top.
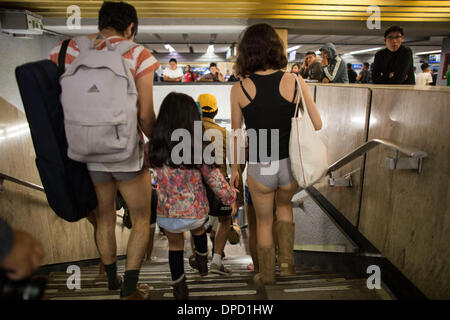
[240,71,297,162]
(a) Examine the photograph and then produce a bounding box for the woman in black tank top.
[230,23,322,285]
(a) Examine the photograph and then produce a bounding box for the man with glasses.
[372,26,415,84]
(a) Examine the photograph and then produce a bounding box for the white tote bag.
[289,77,328,188]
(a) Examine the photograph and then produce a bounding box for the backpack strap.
[291,74,298,104]
[73,36,91,54]
[114,40,139,57]
[58,39,71,75]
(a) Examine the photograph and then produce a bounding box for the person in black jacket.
[372,26,415,84]
[347,63,357,83]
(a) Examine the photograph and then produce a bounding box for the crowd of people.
[289,26,441,86]
[157,60,236,83]
[0,0,447,302]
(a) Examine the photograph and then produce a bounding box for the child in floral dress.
[148,92,237,299]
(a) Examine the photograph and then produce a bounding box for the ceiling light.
[348,47,382,55]
[287,45,301,53]
[415,50,441,55]
[207,44,215,54]
[164,44,176,53]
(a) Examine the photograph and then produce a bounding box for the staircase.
[42,257,393,300]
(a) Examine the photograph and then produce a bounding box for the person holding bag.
[230,23,323,285]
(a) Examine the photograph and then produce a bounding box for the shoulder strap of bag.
[58,39,71,75]
[73,35,92,54]
[293,75,309,119]
[291,74,298,103]
[114,40,139,57]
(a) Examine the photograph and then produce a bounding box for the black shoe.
[195,251,208,276]
[171,274,188,300]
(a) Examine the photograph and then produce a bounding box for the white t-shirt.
[415,72,433,86]
[163,67,183,79]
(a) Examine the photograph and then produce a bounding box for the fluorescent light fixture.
[207,44,215,54]
[315,50,321,55]
[164,44,176,53]
[45,25,247,35]
[287,45,301,53]
[415,50,441,55]
[348,47,382,55]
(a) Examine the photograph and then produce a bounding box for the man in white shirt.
[415,63,433,86]
[163,58,183,82]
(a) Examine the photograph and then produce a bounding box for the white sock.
[212,253,222,266]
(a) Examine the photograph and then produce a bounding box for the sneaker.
[210,263,232,275]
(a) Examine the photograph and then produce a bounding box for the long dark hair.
[149,92,211,169]
[235,23,287,78]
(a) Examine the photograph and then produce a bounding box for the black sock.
[193,232,207,254]
[210,236,215,255]
[121,270,139,297]
[169,250,185,281]
[104,261,121,290]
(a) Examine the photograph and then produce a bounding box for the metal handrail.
[0,172,45,192]
[327,138,428,175]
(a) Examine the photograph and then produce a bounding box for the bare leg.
[274,180,299,276]
[275,180,298,223]
[86,209,106,275]
[247,174,276,284]
[145,226,156,261]
[166,231,185,251]
[92,180,118,265]
[214,216,231,256]
[247,175,276,248]
[117,170,152,271]
[245,203,258,271]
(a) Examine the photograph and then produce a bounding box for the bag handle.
[293,75,309,119]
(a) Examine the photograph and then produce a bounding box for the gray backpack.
[60,35,139,163]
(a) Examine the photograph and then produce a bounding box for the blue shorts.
[244,185,253,206]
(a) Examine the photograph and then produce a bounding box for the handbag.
[289,76,328,188]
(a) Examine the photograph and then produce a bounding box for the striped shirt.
[49,35,160,80]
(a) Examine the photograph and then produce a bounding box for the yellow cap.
[197,93,218,113]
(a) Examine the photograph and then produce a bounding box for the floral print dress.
[154,164,236,233]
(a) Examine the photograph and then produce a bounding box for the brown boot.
[253,246,275,285]
[120,284,150,300]
[171,274,189,300]
[195,251,209,276]
[274,221,295,276]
